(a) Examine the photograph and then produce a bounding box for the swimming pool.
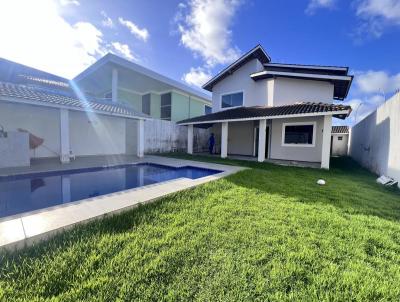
[0,163,222,219]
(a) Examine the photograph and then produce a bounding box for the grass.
[1,155,400,301]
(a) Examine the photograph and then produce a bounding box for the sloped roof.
[0,81,148,119]
[202,45,271,91]
[74,53,211,102]
[251,67,353,101]
[178,102,352,125]
[332,126,349,134]
[0,58,70,90]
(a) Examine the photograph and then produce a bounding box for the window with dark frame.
[142,94,151,115]
[161,93,172,121]
[338,136,343,140]
[205,105,212,114]
[283,124,314,145]
[221,92,243,108]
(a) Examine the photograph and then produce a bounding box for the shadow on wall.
[350,114,391,179]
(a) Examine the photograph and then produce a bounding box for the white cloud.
[353,0,400,39]
[355,70,400,94]
[0,0,107,78]
[118,17,149,42]
[101,11,114,28]
[305,0,335,14]
[357,0,400,24]
[182,67,212,87]
[59,0,79,6]
[111,42,138,61]
[177,0,242,67]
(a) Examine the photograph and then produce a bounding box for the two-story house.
[178,45,353,169]
[73,53,211,122]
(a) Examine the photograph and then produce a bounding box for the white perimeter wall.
[0,101,129,158]
[0,100,211,160]
[0,102,61,158]
[349,92,400,185]
[69,110,126,156]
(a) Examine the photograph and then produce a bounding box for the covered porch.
[179,103,352,170]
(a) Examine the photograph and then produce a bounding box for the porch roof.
[177,102,352,126]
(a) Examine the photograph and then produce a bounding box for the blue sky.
[0,0,399,125]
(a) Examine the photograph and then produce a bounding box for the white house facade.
[178,45,353,169]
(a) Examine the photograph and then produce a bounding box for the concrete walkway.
[0,155,245,250]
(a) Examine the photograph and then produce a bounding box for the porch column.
[258,119,267,162]
[60,108,70,164]
[221,122,228,158]
[321,115,332,169]
[112,68,118,103]
[187,124,193,154]
[137,119,144,158]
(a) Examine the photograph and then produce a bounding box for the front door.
[254,126,269,158]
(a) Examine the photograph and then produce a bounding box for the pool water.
[0,163,221,219]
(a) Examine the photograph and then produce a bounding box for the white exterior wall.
[272,77,334,106]
[227,121,255,156]
[270,116,325,163]
[211,122,255,156]
[212,59,268,112]
[0,132,30,168]
[349,92,400,186]
[69,111,126,156]
[0,101,130,158]
[211,59,335,113]
[331,134,348,156]
[0,102,61,158]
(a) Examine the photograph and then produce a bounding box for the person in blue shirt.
[208,133,215,154]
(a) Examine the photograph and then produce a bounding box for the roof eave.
[202,44,271,91]
[73,53,211,102]
[177,110,352,125]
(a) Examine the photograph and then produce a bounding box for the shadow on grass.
[163,153,400,222]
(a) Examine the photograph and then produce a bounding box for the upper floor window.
[282,122,316,147]
[205,105,212,115]
[161,93,172,121]
[221,92,243,108]
[142,94,151,115]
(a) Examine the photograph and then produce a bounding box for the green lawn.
[1,156,400,301]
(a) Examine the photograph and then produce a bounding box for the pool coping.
[0,156,245,250]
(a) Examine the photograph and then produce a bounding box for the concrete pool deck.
[0,155,245,250]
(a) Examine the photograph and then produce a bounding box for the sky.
[0,0,399,126]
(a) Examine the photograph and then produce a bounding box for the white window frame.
[281,121,316,147]
[220,90,245,110]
